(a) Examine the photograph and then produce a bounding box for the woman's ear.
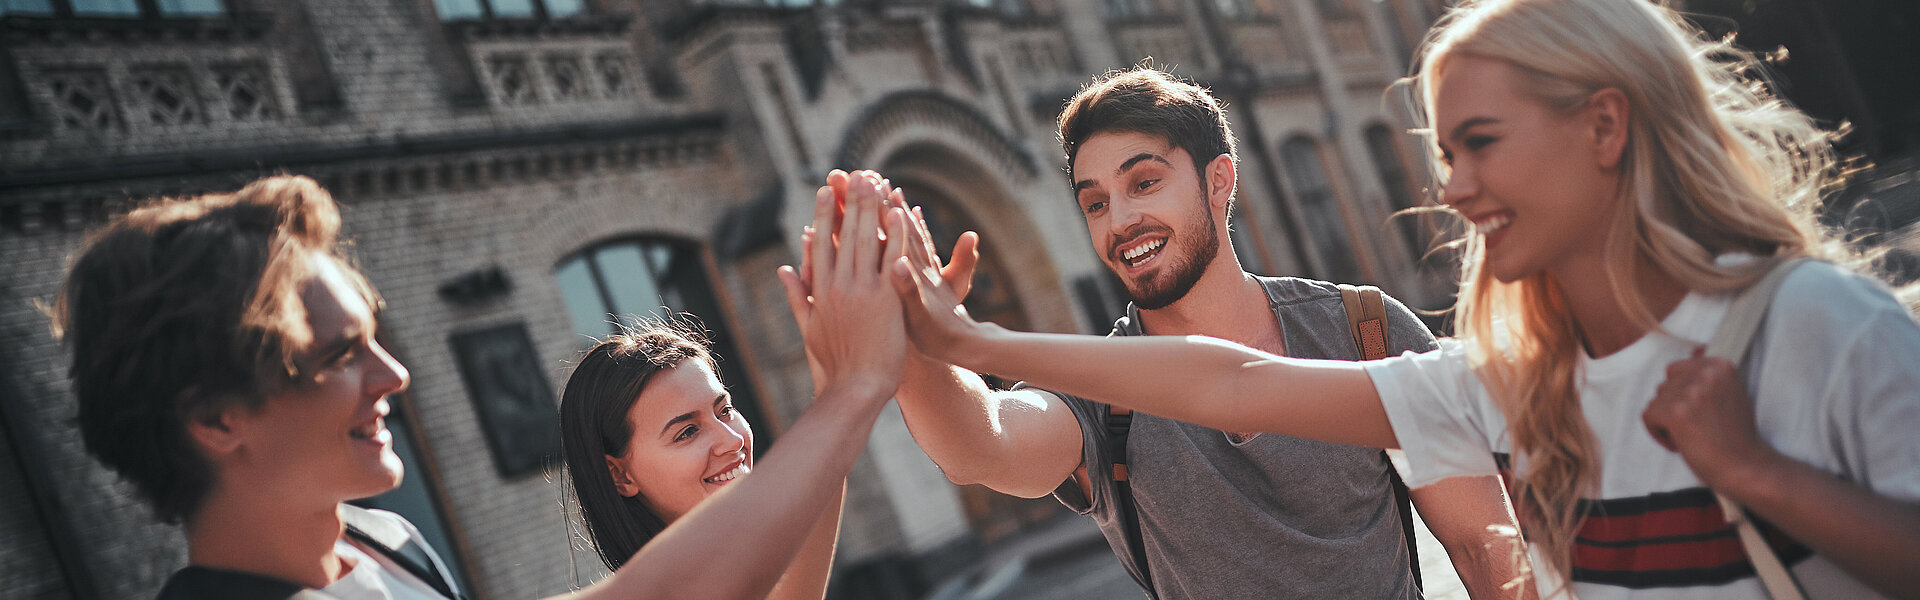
[605,455,641,497]
[1588,87,1630,170]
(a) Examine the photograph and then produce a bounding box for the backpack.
[1100,284,1421,597]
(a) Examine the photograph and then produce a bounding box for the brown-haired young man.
[887,68,1530,598]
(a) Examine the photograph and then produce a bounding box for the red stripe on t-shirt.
[1578,504,1730,543]
[1573,535,1748,572]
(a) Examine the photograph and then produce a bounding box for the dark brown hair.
[1058,67,1239,196]
[52,175,375,524]
[560,322,717,571]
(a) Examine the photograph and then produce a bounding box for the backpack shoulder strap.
[1104,402,1157,596]
[1338,285,1391,360]
[1339,284,1422,590]
[1705,258,1811,600]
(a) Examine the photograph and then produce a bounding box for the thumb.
[778,266,812,324]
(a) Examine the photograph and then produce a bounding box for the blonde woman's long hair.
[1407,0,1855,581]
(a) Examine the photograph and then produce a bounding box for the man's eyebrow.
[1074,152,1172,194]
[1447,117,1499,143]
[1115,152,1171,174]
[659,394,728,437]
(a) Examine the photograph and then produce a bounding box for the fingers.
[777,265,812,325]
[799,228,815,296]
[945,230,981,301]
[912,205,939,272]
[840,174,883,284]
[809,185,836,289]
[882,207,907,276]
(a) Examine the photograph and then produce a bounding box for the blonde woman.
[881,0,1920,597]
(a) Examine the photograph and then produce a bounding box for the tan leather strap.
[1339,285,1391,360]
[1705,258,1812,600]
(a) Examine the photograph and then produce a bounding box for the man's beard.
[1120,202,1219,311]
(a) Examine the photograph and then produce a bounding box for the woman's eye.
[718,404,736,419]
[674,425,697,442]
[1464,136,1494,151]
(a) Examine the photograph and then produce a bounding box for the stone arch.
[831,90,1044,182]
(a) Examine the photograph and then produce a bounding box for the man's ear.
[1587,87,1630,170]
[606,455,641,497]
[185,405,245,459]
[1205,153,1236,210]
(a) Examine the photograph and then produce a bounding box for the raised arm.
[558,173,907,600]
[885,236,1397,450]
[880,195,1082,499]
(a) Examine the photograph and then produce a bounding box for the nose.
[1438,165,1476,209]
[712,417,749,457]
[1109,197,1146,238]
[367,340,410,398]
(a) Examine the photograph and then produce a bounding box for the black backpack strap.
[1339,284,1422,591]
[1106,403,1157,598]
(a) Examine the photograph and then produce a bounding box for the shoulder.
[1255,275,1343,306]
[1771,260,1910,324]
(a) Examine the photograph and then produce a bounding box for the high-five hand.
[779,171,910,402]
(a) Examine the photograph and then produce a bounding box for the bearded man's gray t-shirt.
[1033,276,1438,599]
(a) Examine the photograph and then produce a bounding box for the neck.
[1549,250,1689,358]
[185,486,349,589]
[1136,252,1277,346]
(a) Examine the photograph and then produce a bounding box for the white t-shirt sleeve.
[1766,263,1920,502]
[1364,339,1503,489]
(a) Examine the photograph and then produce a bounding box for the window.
[1280,136,1362,282]
[1365,124,1424,262]
[433,0,580,20]
[1102,0,1155,18]
[555,238,771,454]
[0,0,225,18]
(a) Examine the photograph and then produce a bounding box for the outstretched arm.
[557,173,908,600]
[885,236,1398,450]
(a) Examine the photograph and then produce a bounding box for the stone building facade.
[0,0,1451,597]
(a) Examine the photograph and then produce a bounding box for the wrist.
[1703,445,1791,505]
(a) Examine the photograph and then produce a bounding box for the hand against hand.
[886,209,987,364]
[778,171,909,403]
[1642,347,1772,491]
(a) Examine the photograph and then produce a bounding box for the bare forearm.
[954,326,1396,448]
[561,388,885,600]
[894,352,1006,483]
[766,482,845,600]
[1718,451,1920,598]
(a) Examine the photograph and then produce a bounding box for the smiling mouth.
[1118,238,1166,268]
[705,461,749,484]
[1473,213,1512,235]
[349,418,384,440]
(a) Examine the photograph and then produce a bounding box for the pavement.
[928,507,1473,600]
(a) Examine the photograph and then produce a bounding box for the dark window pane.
[0,0,57,16]
[1282,137,1361,282]
[546,0,583,17]
[434,0,484,19]
[596,244,668,326]
[70,0,140,16]
[156,0,224,15]
[490,0,535,17]
[556,259,613,344]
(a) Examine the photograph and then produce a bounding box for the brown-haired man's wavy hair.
[1058,67,1239,198]
[52,175,376,524]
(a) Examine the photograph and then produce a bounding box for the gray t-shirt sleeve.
[1381,292,1440,356]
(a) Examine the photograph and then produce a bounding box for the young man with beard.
[884,68,1531,598]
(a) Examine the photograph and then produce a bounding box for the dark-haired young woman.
[558,170,912,599]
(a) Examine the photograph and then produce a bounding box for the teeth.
[350,421,382,439]
[706,463,750,484]
[1122,239,1163,262]
[1476,214,1511,234]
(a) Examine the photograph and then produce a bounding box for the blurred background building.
[0,0,1913,598]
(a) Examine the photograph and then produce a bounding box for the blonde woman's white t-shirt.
[1365,261,1920,599]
